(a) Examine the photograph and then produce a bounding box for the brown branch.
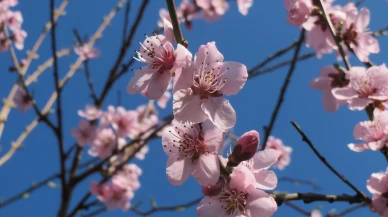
[372,25,388,37]
[316,0,350,70]
[83,60,99,104]
[290,121,371,203]
[260,30,305,150]
[272,192,364,205]
[0,173,60,208]
[0,0,69,141]
[131,197,203,216]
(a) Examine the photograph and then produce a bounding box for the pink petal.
[348,98,371,110]
[192,154,220,186]
[202,97,236,132]
[166,155,192,185]
[252,149,280,170]
[331,87,358,100]
[194,42,224,70]
[196,196,227,217]
[367,172,386,194]
[173,89,208,124]
[254,170,278,190]
[355,8,370,32]
[348,143,369,152]
[173,64,195,94]
[311,210,322,217]
[147,70,171,99]
[229,165,256,192]
[201,120,224,153]
[163,18,174,44]
[322,91,340,112]
[127,66,154,94]
[371,196,387,213]
[245,186,278,217]
[218,61,248,96]
[172,44,192,72]
[368,141,384,151]
[309,77,331,91]
[157,90,171,109]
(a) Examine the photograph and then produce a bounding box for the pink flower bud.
[227,130,259,167]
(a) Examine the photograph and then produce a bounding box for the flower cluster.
[90,164,142,210]
[265,136,292,170]
[0,0,27,53]
[158,0,253,30]
[285,0,379,62]
[367,168,388,216]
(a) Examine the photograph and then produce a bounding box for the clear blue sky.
[0,0,387,217]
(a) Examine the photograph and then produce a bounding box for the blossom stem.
[165,0,188,48]
[273,192,364,205]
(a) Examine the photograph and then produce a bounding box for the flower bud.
[227,130,259,167]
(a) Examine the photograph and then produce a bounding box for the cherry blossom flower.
[332,64,388,110]
[13,29,26,50]
[284,0,312,26]
[112,164,142,191]
[74,44,100,61]
[177,0,197,29]
[13,87,32,113]
[162,119,225,186]
[366,168,388,216]
[110,106,139,138]
[135,104,158,134]
[173,42,248,132]
[303,5,346,57]
[196,0,229,22]
[310,65,349,112]
[135,145,149,160]
[89,128,116,158]
[236,0,253,16]
[348,109,388,152]
[157,9,171,28]
[71,120,97,146]
[127,19,192,100]
[196,156,278,217]
[77,105,102,120]
[90,182,133,211]
[265,136,292,170]
[341,7,379,62]
[5,10,23,31]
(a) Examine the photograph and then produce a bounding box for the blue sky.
[0,0,387,217]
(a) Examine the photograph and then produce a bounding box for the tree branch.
[261,30,305,150]
[290,121,370,203]
[165,0,188,47]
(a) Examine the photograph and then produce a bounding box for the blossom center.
[353,76,376,98]
[191,65,227,99]
[219,189,248,215]
[328,73,349,88]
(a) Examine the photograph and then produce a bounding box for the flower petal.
[192,154,220,186]
[166,155,192,185]
[173,89,208,124]
[202,97,236,132]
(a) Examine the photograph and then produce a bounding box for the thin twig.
[316,0,350,70]
[326,202,367,217]
[131,197,203,216]
[83,60,98,104]
[0,0,69,141]
[272,192,364,205]
[279,176,322,190]
[372,25,388,37]
[290,121,370,203]
[0,173,60,208]
[261,30,305,150]
[122,0,131,45]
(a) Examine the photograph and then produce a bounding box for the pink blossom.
[112,164,142,191]
[196,156,277,217]
[265,136,292,170]
[135,104,158,134]
[157,9,171,28]
[303,6,346,57]
[285,0,312,26]
[228,130,259,167]
[309,66,349,112]
[177,0,197,29]
[77,105,102,120]
[196,0,229,22]
[348,109,388,152]
[342,7,379,62]
[90,182,133,211]
[332,65,388,110]
[135,145,149,160]
[173,42,248,132]
[127,19,192,100]
[13,87,32,113]
[13,29,26,50]
[366,168,388,216]
[5,10,23,31]
[71,120,97,146]
[162,119,225,186]
[311,210,322,217]
[237,0,253,16]
[89,128,116,158]
[74,44,100,61]
[110,106,139,138]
